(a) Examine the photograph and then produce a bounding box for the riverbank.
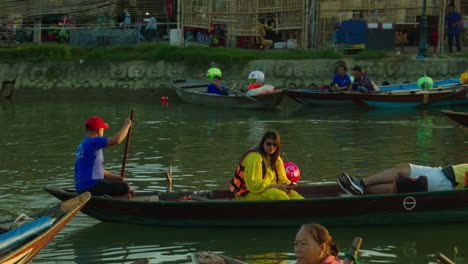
[2,44,468,97]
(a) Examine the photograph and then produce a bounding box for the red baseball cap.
[85,116,109,130]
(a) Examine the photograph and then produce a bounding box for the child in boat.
[295,224,344,264]
[229,131,304,200]
[207,75,229,95]
[331,66,352,92]
[337,163,468,196]
[74,115,135,199]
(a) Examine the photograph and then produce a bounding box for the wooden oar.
[345,237,363,264]
[435,253,456,264]
[121,108,135,178]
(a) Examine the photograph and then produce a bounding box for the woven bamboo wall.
[0,0,167,26]
[183,0,305,36]
[318,0,443,48]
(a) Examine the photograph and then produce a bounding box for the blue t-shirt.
[333,74,351,88]
[74,137,108,191]
[207,84,228,95]
[446,12,461,34]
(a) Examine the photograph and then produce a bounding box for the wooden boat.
[191,237,362,264]
[441,110,468,127]
[170,78,286,109]
[191,252,246,264]
[286,78,462,106]
[0,192,90,264]
[349,85,468,109]
[45,185,468,227]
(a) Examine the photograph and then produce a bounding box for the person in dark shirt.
[446,4,462,53]
[207,76,229,95]
[331,66,352,92]
[351,65,375,93]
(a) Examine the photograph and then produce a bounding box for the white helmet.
[248,70,265,84]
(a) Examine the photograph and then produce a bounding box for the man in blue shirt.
[75,115,134,199]
[446,4,462,53]
[207,75,229,95]
[331,66,352,92]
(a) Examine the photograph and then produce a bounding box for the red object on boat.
[284,162,300,184]
[161,97,169,104]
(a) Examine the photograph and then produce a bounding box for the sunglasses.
[265,142,277,147]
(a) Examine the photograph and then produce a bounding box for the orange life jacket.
[230,149,277,196]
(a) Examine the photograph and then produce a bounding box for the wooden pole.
[345,237,363,264]
[436,253,456,264]
[120,108,135,178]
[437,0,447,53]
[165,165,173,192]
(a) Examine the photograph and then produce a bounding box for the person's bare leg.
[362,163,411,189]
[365,184,394,194]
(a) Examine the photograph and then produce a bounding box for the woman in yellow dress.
[230,131,304,200]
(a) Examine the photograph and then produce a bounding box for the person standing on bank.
[75,115,135,199]
[446,4,462,53]
[230,131,304,200]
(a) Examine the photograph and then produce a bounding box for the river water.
[0,97,467,264]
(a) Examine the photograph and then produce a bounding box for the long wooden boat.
[170,78,286,109]
[45,185,468,227]
[349,85,468,108]
[441,110,468,127]
[286,78,462,106]
[191,252,246,264]
[0,192,90,264]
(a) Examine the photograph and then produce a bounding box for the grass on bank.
[0,43,397,65]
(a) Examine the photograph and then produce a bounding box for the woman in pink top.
[294,224,344,264]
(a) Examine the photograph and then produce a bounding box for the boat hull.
[286,90,355,106]
[0,193,90,264]
[45,186,468,227]
[441,110,468,127]
[172,79,286,109]
[352,87,468,109]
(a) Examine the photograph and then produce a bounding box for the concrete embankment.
[2,58,468,97]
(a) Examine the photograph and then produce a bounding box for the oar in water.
[344,237,363,264]
[435,253,456,264]
[121,108,135,178]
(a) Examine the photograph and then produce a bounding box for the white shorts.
[409,164,453,191]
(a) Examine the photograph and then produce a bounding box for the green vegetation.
[0,43,398,65]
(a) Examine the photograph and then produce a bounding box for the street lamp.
[418,0,428,57]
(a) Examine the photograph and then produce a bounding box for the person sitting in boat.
[337,163,468,196]
[331,66,352,92]
[75,116,135,199]
[207,75,229,95]
[229,131,304,200]
[295,223,344,264]
[351,65,377,93]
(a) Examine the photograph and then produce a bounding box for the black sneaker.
[342,172,365,195]
[336,172,364,196]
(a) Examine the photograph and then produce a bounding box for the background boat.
[170,78,286,109]
[441,110,468,127]
[350,85,468,109]
[0,192,90,264]
[286,78,462,107]
[45,186,468,227]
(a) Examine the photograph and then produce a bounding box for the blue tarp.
[0,216,54,252]
[336,20,366,44]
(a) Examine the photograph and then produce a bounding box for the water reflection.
[1,99,468,263]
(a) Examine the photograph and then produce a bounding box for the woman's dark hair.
[300,224,340,257]
[257,130,281,169]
